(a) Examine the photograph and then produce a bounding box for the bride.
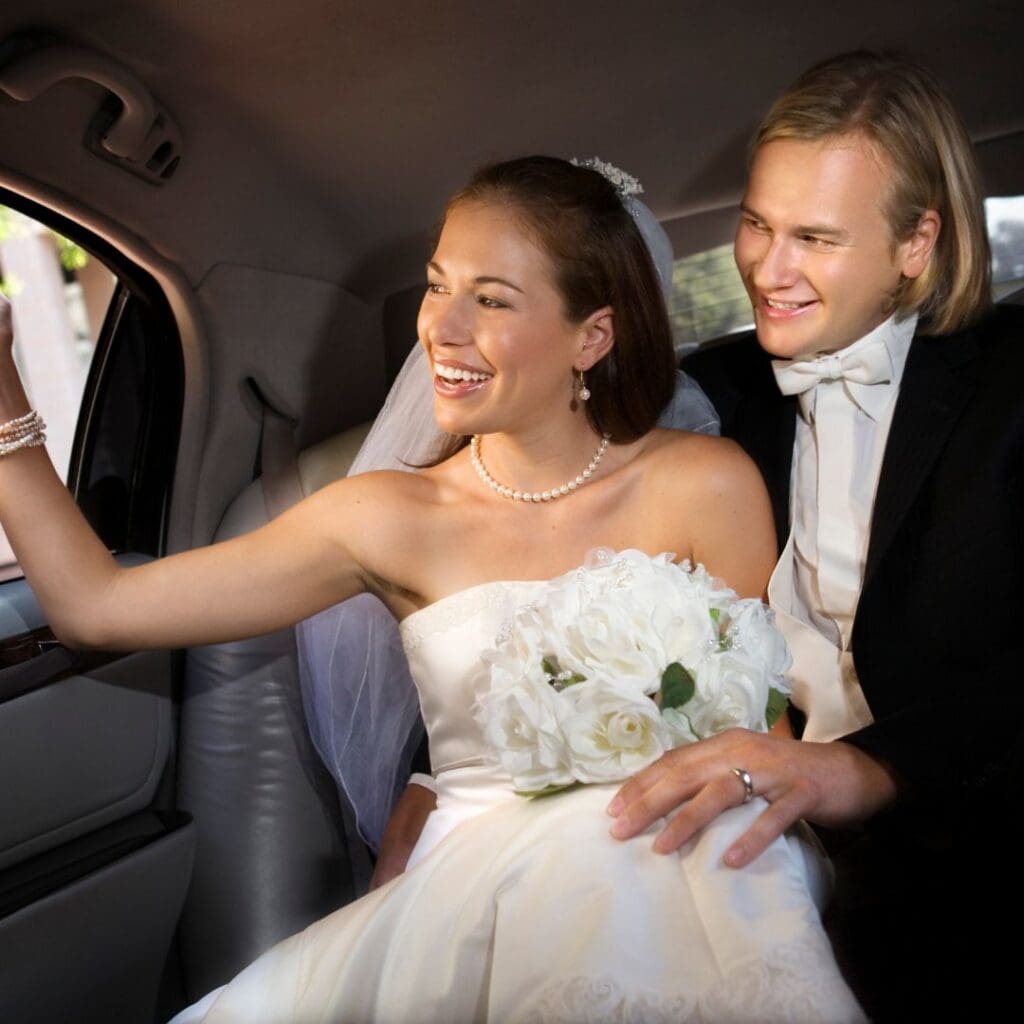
[0,156,868,1022]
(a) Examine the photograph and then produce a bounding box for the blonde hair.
[753,51,991,335]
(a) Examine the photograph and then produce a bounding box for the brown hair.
[435,155,676,451]
[753,51,991,335]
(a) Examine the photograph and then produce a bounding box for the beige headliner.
[0,1,1022,300]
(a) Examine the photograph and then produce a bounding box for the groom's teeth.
[766,299,808,310]
[437,366,492,382]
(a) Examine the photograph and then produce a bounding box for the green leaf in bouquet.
[559,674,586,689]
[515,782,582,799]
[765,687,789,729]
[710,608,733,650]
[541,655,561,678]
[660,662,696,710]
[541,654,585,690]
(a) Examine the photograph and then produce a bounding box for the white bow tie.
[772,340,892,397]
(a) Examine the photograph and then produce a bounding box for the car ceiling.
[0,1,1023,301]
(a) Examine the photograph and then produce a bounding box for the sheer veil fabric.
[296,199,720,851]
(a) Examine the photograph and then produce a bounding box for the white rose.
[555,594,669,696]
[726,600,793,692]
[475,672,573,792]
[563,681,672,783]
[689,651,770,736]
[528,551,723,698]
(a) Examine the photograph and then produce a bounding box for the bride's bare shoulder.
[314,465,447,512]
[637,428,768,505]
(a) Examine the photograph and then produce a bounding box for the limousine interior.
[0,2,1021,1021]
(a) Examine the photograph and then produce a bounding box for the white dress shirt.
[768,313,917,741]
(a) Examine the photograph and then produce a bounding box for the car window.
[987,195,1024,299]
[0,205,116,579]
[668,241,752,351]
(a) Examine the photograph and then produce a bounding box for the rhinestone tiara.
[570,156,644,199]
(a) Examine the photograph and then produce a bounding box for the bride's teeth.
[437,366,492,382]
[767,299,806,310]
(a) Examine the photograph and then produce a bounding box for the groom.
[610,51,1024,1016]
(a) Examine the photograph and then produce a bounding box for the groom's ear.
[575,306,614,370]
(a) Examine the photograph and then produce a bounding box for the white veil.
[297,195,720,853]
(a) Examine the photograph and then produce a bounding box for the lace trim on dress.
[400,581,527,652]
[511,937,867,1024]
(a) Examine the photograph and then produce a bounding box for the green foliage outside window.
[670,243,753,349]
[0,205,90,296]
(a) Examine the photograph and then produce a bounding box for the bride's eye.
[477,295,509,310]
[426,281,449,296]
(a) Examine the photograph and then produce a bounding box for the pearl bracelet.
[0,410,47,456]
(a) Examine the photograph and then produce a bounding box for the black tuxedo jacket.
[685,304,1024,820]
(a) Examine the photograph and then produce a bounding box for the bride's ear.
[575,306,614,371]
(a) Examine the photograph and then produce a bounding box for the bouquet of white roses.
[474,548,792,794]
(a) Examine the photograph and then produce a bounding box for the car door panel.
[0,813,194,1024]
[0,647,173,871]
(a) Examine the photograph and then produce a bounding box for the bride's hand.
[0,292,14,358]
[369,782,437,890]
[605,729,897,867]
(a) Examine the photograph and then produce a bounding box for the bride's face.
[418,200,587,437]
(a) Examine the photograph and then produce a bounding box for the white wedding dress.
[173,575,866,1024]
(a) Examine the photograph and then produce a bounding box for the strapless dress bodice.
[399,580,547,860]
[399,579,543,774]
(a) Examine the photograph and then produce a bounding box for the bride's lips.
[433,360,494,398]
[434,376,491,398]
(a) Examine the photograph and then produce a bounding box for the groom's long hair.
[753,51,991,336]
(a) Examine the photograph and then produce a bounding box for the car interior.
[0,2,1022,1021]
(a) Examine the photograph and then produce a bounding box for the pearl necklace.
[470,433,611,503]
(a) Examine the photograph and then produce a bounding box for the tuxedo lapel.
[864,328,980,583]
[738,377,797,552]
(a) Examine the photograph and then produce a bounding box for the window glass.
[986,196,1024,300]
[0,207,117,577]
[668,241,752,352]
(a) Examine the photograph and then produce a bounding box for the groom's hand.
[605,730,897,867]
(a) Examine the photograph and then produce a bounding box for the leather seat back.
[176,423,371,998]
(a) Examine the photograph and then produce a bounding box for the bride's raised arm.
[0,297,411,652]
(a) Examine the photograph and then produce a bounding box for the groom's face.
[734,134,916,360]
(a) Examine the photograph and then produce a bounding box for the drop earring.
[571,368,591,412]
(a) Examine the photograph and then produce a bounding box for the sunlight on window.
[987,196,1024,299]
[0,207,117,576]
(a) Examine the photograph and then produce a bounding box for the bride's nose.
[419,296,473,350]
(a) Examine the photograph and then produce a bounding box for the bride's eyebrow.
[427,261,524,293]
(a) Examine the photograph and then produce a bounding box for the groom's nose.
[750,235,801,292]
